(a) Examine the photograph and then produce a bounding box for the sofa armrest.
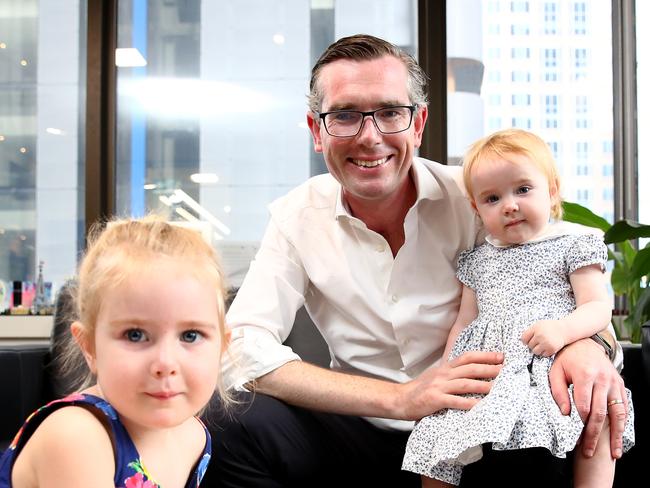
[0,344,53,448]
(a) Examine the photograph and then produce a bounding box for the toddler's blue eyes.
[125,329,145,342]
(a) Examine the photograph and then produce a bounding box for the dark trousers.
[202,392,571,487]
[201,392,419,488]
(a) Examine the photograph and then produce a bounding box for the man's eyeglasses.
[316,105,416,137]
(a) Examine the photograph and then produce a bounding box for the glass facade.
[0,0,647,316]
[0,0,85,311]
[447,0,615,224]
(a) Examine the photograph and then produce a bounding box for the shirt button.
[391,294,398,303]
[403,338,411,346]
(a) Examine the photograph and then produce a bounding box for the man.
[205,35,628,487]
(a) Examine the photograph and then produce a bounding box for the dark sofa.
[1,317,649,487]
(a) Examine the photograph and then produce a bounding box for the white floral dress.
[402,227,635,485]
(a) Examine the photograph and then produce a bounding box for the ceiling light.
[143,183,157,190]
[115,48,147,67]
[46,127,65,135]
[273,33,285,45]
[190,173,219,184]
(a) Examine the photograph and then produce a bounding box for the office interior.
[0,1,648,485]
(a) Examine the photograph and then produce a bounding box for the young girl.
[402,129,635,487]
[0,216,232,487]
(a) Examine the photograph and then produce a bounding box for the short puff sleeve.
[456,247,480,289]
[566,233,608,275]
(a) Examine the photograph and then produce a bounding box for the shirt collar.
[485,220,604,248]
[334,157,446,220]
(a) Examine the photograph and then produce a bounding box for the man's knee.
[202,392,321,486]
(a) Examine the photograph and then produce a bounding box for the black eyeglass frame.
[316,105,417,137]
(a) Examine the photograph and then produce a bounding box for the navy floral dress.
[0,393,211,487]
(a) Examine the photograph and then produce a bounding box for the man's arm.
[549,339,628,459]
[254,351,503,421]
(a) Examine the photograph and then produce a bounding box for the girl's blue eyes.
[181,330,202,343]
[123,329,203,343]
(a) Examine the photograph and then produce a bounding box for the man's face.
[307,56,427,207]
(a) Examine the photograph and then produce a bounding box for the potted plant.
[562,201,650,343]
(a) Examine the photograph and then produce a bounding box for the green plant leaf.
[562,202,611,231]
[630,247,650,281]
[604,220,650,243]
[630,287,650,343]
[610,266,630,295]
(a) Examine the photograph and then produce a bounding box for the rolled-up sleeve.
[223,215,309,390]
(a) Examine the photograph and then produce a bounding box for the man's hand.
[521,319,566,356]
[549,338,628,459]
[398,351,503,421]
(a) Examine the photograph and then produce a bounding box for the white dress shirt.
[224,158,482,430]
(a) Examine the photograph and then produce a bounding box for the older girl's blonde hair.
[58,215,233,408]
[462,128,563,219]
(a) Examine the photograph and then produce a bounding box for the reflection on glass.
[0,0,85,313]
[115,0,418,287]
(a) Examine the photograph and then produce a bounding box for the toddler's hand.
[521,320,565,356]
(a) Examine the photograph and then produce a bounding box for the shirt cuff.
[222,326,301,391]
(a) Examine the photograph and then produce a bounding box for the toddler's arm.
[521,263,611,356]
[442,284,479,360]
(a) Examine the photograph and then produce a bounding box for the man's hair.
[462,128,563,219]
[308,34,428,113]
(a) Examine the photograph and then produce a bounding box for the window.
[545,95,559,113]
[511,1,529,13]
[548,141,560,159]
[602,164,613,177]
[487,47,501,59]
[573,2,587,35]
[576,165,589,176]
[0,0,85,302]
[488,71,502,82]
[574,48,587,79]
[544,2,558,34]
[511,25,530,35]
[511,117,532,129]
[488,94,502,105]
[114,1,419,287]
[543,48,559,81]
[489,117,503,129]
[576,142,589,161]
[512,71,531,82]
[512,47,530,59]
[512,94,531,105]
